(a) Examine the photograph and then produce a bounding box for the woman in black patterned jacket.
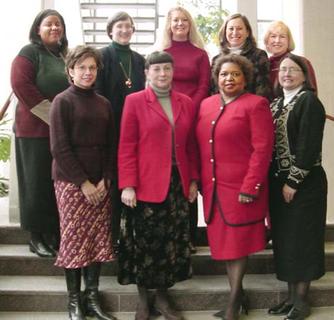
[268,54,327,320]
[212,13,272,100]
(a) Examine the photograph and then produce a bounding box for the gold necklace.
[119,58,132,88]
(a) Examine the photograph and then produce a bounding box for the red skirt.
[207,203,266,260]
[54,181,114,268]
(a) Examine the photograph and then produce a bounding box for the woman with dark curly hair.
[196,54,274,320]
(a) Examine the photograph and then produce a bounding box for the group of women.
[10,5,327,320]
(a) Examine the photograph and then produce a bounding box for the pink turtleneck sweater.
[165,40,210,110]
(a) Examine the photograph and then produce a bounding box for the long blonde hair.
[159,6,205,50]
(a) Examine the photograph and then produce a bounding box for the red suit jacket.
[196,93,274,225]
[118,86,199,202]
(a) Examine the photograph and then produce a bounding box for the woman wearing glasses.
[50,45,116,320]
[268,54,327,320]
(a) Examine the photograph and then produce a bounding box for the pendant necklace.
[44,45,65,61]
[119,58,132,88]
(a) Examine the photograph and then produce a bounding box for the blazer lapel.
[145,87,170,124]
[170,91,182,123]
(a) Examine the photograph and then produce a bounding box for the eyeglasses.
[279,67,302,73]
[219,71,242,78]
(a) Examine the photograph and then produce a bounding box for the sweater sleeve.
[253,49,273,100]
[50,95,89,186]
[286,93,325,189]
[192,51,210,110]
[104,104,117,183]
[11,55,47,110]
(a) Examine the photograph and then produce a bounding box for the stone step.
[1,224,334,245]
[0,308,334,320]
[1,243,334,276]
[0,273,333,312]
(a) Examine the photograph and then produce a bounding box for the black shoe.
[29,239,55,258]
[213,293,248,318]
[284,305,311,320]
[268,300,293,315]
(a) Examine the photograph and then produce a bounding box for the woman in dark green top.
[10,9,69,257]
[95,11,146,250]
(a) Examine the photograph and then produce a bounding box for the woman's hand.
[188,181,198,203]
[81,180,101,206]
[121,187,137,208]
[238,194,254,204]
[282,184,297,203]
[96,179,109,200]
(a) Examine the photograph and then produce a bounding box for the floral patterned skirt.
[118,167,192,289]
[54,181,114,268]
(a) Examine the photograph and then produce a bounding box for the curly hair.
[212,54,254,91]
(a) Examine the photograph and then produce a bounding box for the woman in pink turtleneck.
[159,6,210,253]
[264,20,317,99]
[160,6,210,111]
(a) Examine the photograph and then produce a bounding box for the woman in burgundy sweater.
[159,6,211,253]
[50,46,116,320]
[263,20,317,98]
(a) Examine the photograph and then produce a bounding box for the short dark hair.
[65,45,103,82]
[106,11,135,40]
[277,54,314,95]
[212,54,254,91]
[145,51,174,69]
[29,9,68,54]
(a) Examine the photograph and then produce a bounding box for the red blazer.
[118,86,199,202]
[196,93,274,225]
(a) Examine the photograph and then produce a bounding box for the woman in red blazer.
[117,51,198,320]
[196,54,274,320]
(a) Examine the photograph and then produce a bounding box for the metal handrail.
[0,92,14,121]
[326,114,334,121]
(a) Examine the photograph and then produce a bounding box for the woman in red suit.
[117,51,199,320]
[196,54,274,320]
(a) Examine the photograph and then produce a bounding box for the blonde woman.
[159,7,210,253]
[263,20,317,98]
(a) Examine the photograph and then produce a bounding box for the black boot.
[83,263,117,320]
[65,268,85,320]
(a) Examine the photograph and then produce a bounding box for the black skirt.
[269,166,327,282]
[118,166,192,289]
[15,137,59,234]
